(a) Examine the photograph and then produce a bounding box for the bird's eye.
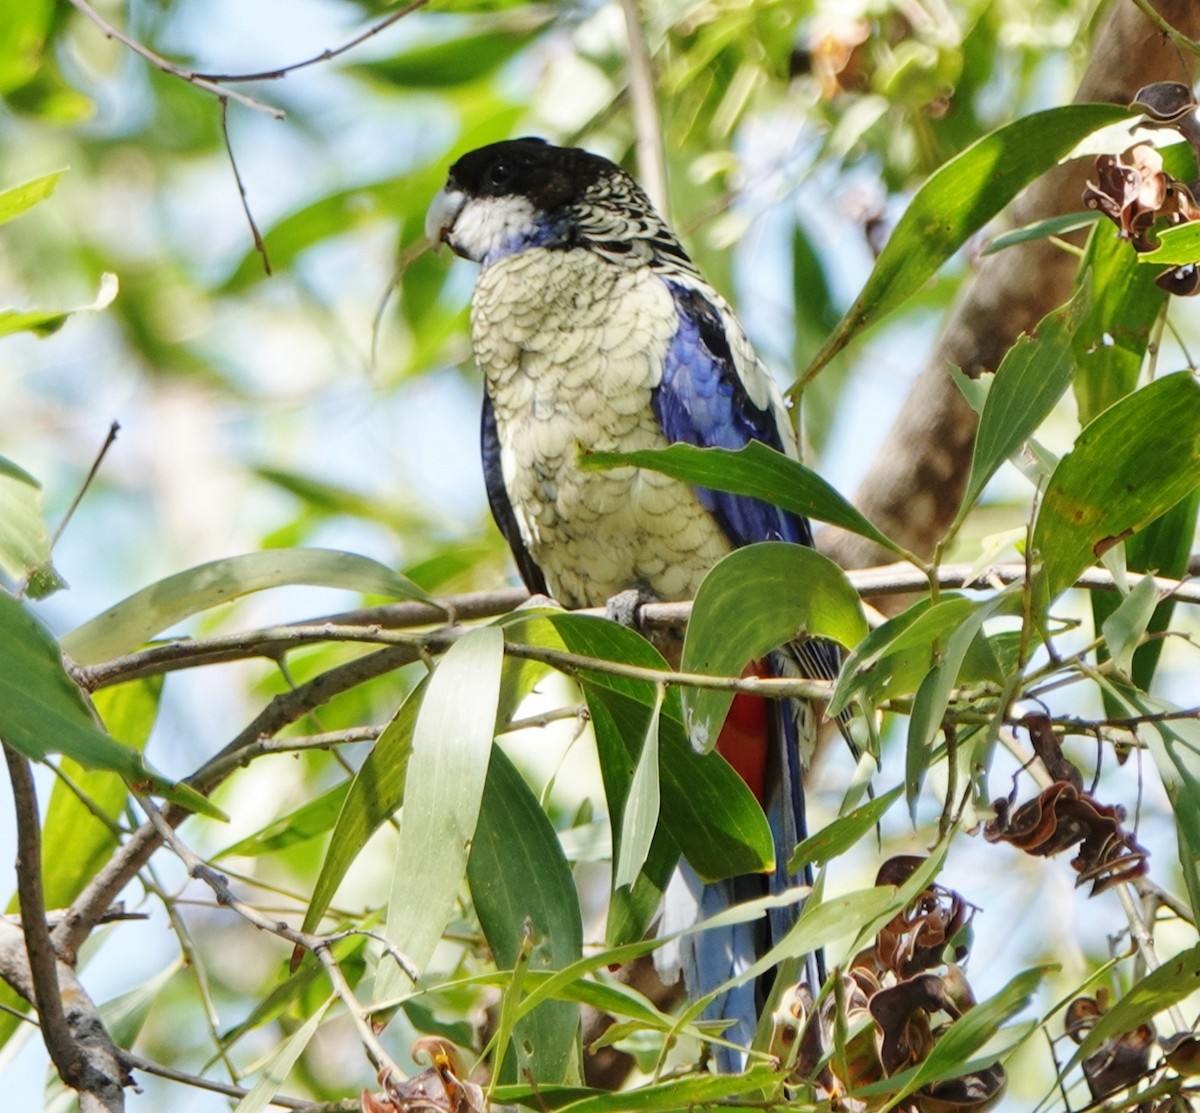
[485,159,514,189]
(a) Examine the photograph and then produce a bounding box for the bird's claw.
[605,587,657,630]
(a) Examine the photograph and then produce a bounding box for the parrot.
[425,137,835,1070]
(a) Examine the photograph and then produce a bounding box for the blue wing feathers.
[652,282,814,550]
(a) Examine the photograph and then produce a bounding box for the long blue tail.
[656,650,820,1070]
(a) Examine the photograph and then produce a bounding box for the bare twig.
[1129,0,1200,54]
[65,0,285,118]
[49,422,119,554]
[192,0,429,83]
[117,1048,360,1110]
[70,561,1200,692]
[198,724,384,785]
[619,0,668,217]
[138,800,405,1083]
[220,100,272,276]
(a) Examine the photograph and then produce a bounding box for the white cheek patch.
[449,194,541,263]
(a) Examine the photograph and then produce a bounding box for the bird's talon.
[605,587,656,629]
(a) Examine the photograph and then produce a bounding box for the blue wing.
[652,281,815,551]
[481,393,549,597]
[652,281,831,1069]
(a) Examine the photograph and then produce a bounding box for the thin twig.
[619,0,668,217]
[65,0,285,118]
[193,0,429,83]
[199,724,384,785]
[139,865,239,1085]
[49,422,119,553]
[118,1048,360,1110]
[138,800,405,1082]
[1114,882,1189,1032]
[1129,0,1200,55]
[220,100,272,276]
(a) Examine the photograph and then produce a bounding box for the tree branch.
[65,0,285,118]
[192,1,429,83]
[821,0,1200,575]
[3,746,85,1091]
[116,1048,364,1110]
[0,750,127,1110]
[69,561,1200,691]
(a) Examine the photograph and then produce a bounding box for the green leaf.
[957,287,1086,525]
[301,677,424,938]
[468,746,583,1085]
[216,781,350,859]
[829,595,977,717]
[1100,574,1161,678]
[1122,490,1199,690]
[1072,217,1168,425]
[584,683,678,946]
[376,626,504,1003]
[232,996,333,1113]
[0,1,53,95]
[1033,372,1200,604]
[709,884,905,1013]
[582,441,903,557]
[348,19,550,88]
[789,786,904,872]
[680,543,867,752]
[1136,220,1200,264]
[1070,943,1200,1069]
[553,1066,778,1113]
[904,594,1014,810]
[301,650,548,940]
[801,103,1131,382]
[36,678,161,910]
[0,168,64,225]
[614,685,663,890]
[63,547,438,665]
[0,455,63,597]
[0,594,220,817]
[0,271,118,339]
[981,211,1102,255]
[545,614,774,883]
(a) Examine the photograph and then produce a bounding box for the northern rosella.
[426,138,833,1069]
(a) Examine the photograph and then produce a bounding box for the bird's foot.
[604,586,658,630]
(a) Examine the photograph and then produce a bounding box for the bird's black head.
[445,138,617,213]
[425,138,651,265]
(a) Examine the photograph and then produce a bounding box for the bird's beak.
[425,186,466,250]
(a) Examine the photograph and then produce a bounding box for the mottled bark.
[821,0,1200,575]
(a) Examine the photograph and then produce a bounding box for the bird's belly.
[501,414,731,609]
